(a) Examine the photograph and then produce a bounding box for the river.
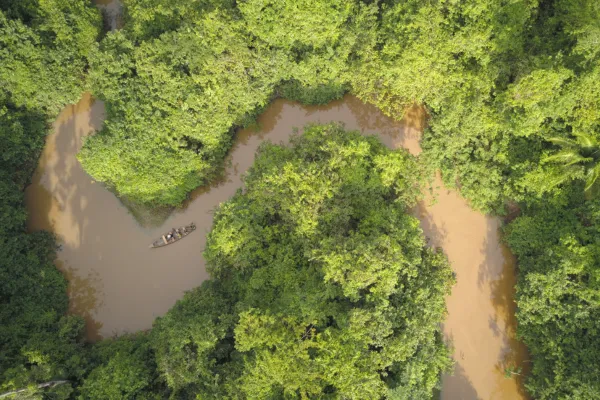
[25,93,528,399]
[93,0,122,30]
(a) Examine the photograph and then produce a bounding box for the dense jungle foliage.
[0,1,101,398]
[79,0,375,205]
[1,0,600,398]
[150,125,454,398]
[505,191,600,398]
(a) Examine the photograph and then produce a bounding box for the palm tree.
[545,131,600,198]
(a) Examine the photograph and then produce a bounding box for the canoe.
[149,223,196,248]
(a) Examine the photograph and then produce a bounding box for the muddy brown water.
[93,0,122,31]
[25,93,528,399]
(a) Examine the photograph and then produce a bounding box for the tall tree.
[0,0,101,116]
[152,124,454,398]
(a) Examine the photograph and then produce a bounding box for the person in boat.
[166,232,173,241]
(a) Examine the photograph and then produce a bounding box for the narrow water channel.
[25,93,527,399]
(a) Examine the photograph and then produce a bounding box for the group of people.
[163,224,195,243]
[151,224,196,248]
[165,229,180,241]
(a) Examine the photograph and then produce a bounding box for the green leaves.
[150,281,235,397]
[82,11,283,205]
[81,0,382,206]
[0,2,100,395]
[79,334,164,400]
[585,164,600,198]
[542,132,600,198]
[3,1,599,398]
[544,150,591,166]
[149,124,455,398]
[505,196,600,399]
[0,1,101,116]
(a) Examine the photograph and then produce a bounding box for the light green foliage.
[122,0,235,40]
[498,2,600,397]
[152,125,454,398]
[83,0,379,205]
[0,0,101,116]
[239,0,377,89]
[504,68,575,139]
[82,11,283,205]
[347,0,539,213]
[229,1,600,397]
[352,0,534,115]
[363,0,600,216]
[79,334,164,400]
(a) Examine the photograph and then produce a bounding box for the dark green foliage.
[0,103,76,392]
[0,1,101,397]
[0,111,87,397]
[505,192,600,399]
[151,280,236,397]
[0,104,47,187]
[277,80,348,105]
[152,125,454,398]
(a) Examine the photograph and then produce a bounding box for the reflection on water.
[59,260,104,341]
[25,93,527,399]
[415,179,530,399]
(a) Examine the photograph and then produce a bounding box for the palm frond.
[544,173,571,190]
[547,137,579,148]
[585,164,600,198]
[545,151,591,166]
[573,131,599,148]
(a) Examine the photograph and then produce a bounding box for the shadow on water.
[442,363,482,400]
[60,260,104,341]
[412,188,449,248]
[118,196,174,229]
[26,93,111,338]
[478,224,531,399]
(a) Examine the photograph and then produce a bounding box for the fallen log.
[0,380,69,398]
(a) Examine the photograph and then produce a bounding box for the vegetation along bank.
[1,0,599,398]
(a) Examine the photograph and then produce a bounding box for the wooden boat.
[149,223,196,248]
